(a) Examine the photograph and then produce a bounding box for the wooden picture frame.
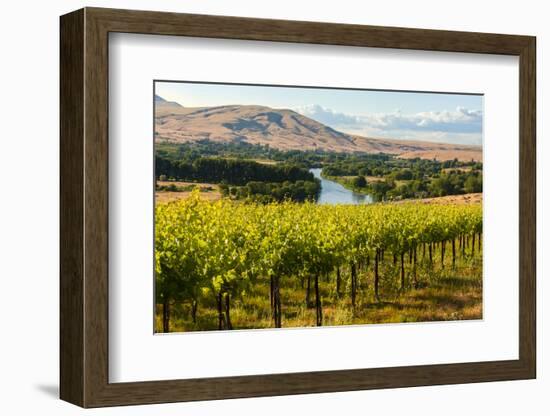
[60,7,536,408]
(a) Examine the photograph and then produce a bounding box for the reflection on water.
[310,168,373,205]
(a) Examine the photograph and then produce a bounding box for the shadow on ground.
[35,384,59,399]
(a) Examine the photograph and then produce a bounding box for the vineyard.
[155,192,482,332]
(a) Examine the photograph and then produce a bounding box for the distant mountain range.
[154,95,482,162]
[154,94,183,108]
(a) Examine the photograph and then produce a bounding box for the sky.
[155,81,483,145]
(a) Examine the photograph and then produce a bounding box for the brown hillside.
[155,102,482,162]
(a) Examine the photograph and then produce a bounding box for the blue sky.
[155,81,483,145]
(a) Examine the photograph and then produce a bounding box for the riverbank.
[323,171,482,205]
[309,168,373,204]
[321,173,373,195]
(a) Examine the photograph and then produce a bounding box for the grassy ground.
[155,180,222,203]
[156,245,482,332]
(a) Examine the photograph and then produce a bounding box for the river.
[309,168,373,205]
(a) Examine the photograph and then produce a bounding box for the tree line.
[155,155,315,186]
[219,180,321,203]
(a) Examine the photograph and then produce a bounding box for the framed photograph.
[60,7,536,408]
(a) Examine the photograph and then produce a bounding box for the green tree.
[464,174,482,193]
[353,175,367,188]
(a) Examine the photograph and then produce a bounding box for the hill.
[154,99,482,162]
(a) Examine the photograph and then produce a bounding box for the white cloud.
[362,107,482,134]
[294,105,483,145]
[295,104,359,126]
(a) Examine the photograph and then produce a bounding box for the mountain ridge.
[154,97,482,162]
[155,94,183,108]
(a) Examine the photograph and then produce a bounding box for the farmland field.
[155,196,482,332]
